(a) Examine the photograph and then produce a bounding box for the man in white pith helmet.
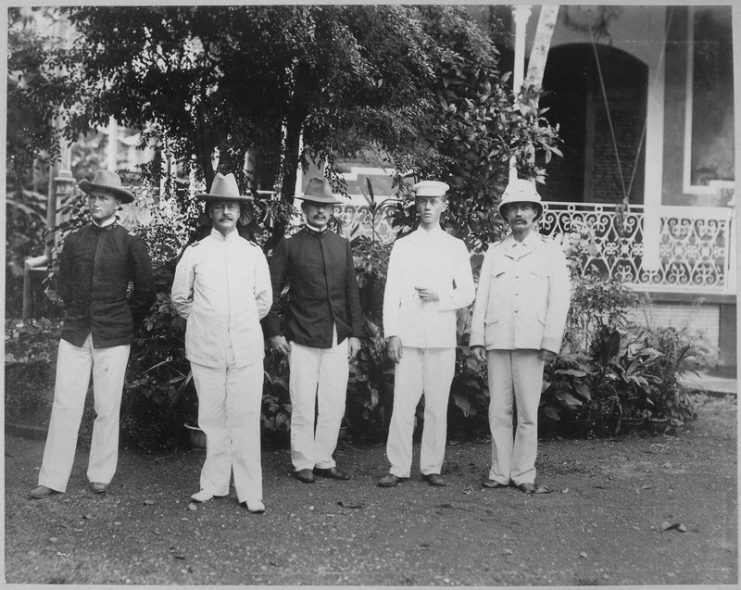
[470,178,571,494]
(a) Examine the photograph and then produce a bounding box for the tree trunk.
[280,60,310,203]
[281,115,303,203]
[524,5,559,107]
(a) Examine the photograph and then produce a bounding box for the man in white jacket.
[171,173,272,513]
[470,178,570,494]
[379,180,475,488]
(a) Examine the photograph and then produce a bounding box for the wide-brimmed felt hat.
[412,180,450,198]
[78,170,135,204]
[297,177,341,205]
[497,178,543,221]
[196,173,254,203]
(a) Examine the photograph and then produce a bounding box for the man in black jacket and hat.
[29,170,154,499]
[263,177,362,483]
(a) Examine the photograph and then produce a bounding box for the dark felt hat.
[297,177,341,205]
[78,170,135,204]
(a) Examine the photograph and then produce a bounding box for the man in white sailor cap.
[378,179,475,487]
[171,172,272,513]
[470,178,570,494]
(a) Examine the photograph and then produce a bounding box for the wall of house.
[528,5,736,371]
[535,5,666,67]
[657,5,735,370]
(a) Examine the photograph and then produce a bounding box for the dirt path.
[4,396,737,586]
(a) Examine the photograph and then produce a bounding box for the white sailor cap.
[412,180,450,198]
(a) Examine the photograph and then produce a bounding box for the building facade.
[331,5,737,370]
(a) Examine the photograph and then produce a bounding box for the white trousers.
[487,349,545,485]
[191,359,264,503]
[288,338,348,471]
[38,335,130,492]
[386,347,455,478]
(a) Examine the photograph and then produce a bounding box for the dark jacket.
[263,227,363,348]
[57,223,155,348]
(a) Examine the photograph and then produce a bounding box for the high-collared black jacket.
[263,227,363,348]
[57,223,155,348]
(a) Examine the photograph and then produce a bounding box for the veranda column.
[640,8,668,271]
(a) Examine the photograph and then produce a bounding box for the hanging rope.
[587,21,629,203]
[586,8,674,205]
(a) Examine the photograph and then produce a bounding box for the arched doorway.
[539,44,648,205]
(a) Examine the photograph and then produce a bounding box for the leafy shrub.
[640,326,716,429]
[4,318,97,445]
[540,303,714,439]
[121,293,193,451]
[261,349,292,448]
[5,189,50,317]
[345,318,395,443]
[4,318,60,424]
[447,307,490,440]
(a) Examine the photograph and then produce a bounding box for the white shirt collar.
[92,216,117,228]
[416,224,444,238]
[305,223,328,234]
[210,227,239,241]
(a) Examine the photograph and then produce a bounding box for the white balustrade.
[341,198,735,296]
[540,202,734,294]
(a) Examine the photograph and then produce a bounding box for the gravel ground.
[4,396,737,586]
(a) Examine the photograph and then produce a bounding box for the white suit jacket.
[383,226,475,349]
[469,232,571,354]
[171,228,272,368]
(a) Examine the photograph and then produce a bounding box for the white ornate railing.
[540,202,735,294]
[340,197,735,296]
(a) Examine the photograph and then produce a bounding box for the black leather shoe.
[293,469,315,484]
[89,482,109,494]
[422,473,447,487]
[482,479,509,489]
[29,485,61,499]
[313,466,351,480]
[377,473,403,488]
[515,482,551,494]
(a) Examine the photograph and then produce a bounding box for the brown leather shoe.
[422,473,447,487]
[377,473,403,488]
[89,482,109,494]
[29,485,61,499]
[313,466,350,480]
[293,469,315,484]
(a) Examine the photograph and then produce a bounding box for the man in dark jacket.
[29,170,155,499]
[263,177,362,483]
